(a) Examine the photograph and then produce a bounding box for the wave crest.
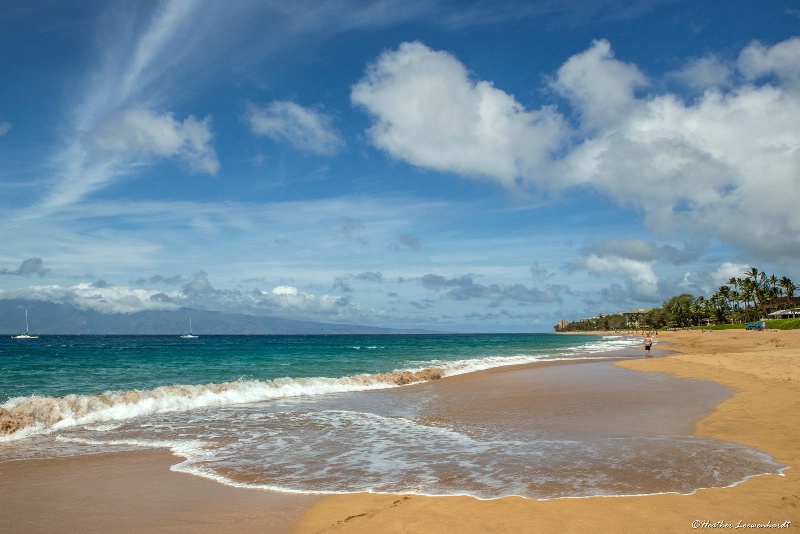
[0,367,444,440]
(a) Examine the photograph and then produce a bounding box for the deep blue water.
[0,333,618,399]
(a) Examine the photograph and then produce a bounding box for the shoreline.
[294,329,800,533]
[1,330,797,532]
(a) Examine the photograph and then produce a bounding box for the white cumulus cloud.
[584,254,659,299]
[669,55,733,89]
[92,108,220,174]
[551,39,649,131]
[351,41,568,188]
[562,38,800,264]
[738,36,800,87]
[272,285,299,296]
[353,37,800,266]
[264,285,347,313]
[711,262,752,285]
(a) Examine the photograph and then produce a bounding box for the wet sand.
[0,448,318,534]
[2,330,798,532]
[295,330,800,533]
[408,354,730,439]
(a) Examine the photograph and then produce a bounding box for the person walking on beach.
[644,333,653,357]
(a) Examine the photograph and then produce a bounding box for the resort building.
[620,308,655,328]
[764,297,800,319]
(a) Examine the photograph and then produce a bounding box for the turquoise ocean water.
[0,334,785,499]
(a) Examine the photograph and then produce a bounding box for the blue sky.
[1,0,799,332]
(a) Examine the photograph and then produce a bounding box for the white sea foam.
[0,370,438,441]
[412,335,641,378]
[91,411,784,500]
[0,335,639,442]
[56,435,206,458]
[84,423,124,431]
[572,335,643,353]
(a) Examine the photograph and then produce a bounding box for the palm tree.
[716,284,730,302]
[710,285,729,323]
[710,289,731,324]
[780,276,796,300]
[741,280,757,321]
[744,267,770,319]
[744,267,760,283]
[691,295,712,326]
[726,277,742,320]
[768,274,779,294]
[733,290,746,322]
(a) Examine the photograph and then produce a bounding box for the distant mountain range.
[0,299,433,335]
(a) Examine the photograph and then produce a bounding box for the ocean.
[0,333,785,499]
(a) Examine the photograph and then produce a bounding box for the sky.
[1,0,799,333]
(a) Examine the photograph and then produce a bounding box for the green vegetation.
[693,318,800,331]
[555,266,799,332]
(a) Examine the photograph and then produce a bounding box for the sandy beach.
[294,330,800,533]
[0,448,319,533]
[1,330,799,533]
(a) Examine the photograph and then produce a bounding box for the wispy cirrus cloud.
[33,0,215,214]
[246,101,344,155]
[32,1,441,215]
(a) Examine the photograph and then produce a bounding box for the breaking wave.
[0,335,641,442]
[0,368,444,441]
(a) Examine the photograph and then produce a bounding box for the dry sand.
[1,330,798,533]
[294,330,800,533]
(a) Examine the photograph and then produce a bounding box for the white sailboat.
[180,317,198,339]
[12,309,38,339]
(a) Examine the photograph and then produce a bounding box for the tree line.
[556,266,797,332]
